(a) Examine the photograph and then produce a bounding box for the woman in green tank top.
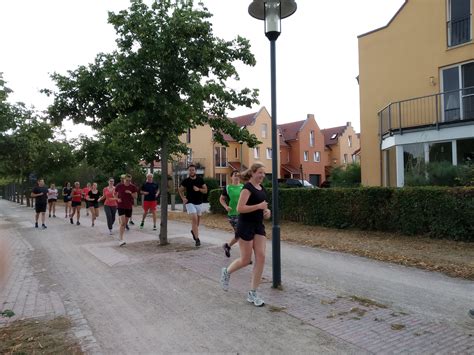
[219,170,243,257]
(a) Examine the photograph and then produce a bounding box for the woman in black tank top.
[220,163,271,307]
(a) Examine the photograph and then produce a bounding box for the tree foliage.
[329,163,361,188]
[44,0,261,243]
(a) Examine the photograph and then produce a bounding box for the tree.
[45,0,260,244]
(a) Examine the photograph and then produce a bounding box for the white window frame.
[303,151,309,162]
[261,124,268,139]
[343,153,348,164]
[447,0,472,47]
[313,151,320,162]
[254,147,260,159]
[215,146,227,168]
[266,147,272,159]
[215,173,227,187]
[309,130,315,147]
[348,135,352,148]
[187,148,193,164]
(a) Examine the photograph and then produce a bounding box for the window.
[447,0,471,47]
[429,142,453,163]
[309,130,315,147]
[266,147,272,159]
[254,147,260,159]
[348,135,352,148]
[214,147,227,167]
[215,173,227,187]
[343,154,348,164]
[457,138,474,164]
[261,124,268,139]
[235,148,238,159]
[442,61,474,121]
[313,151,321,162]
[186,148,193,164]
[186,128,191,144]
[303,151,309,161]
[330,133,338,140]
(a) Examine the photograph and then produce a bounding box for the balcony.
[378,86,474,142]
[173,158,206,173]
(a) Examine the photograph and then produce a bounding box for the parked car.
[284,178,316,188]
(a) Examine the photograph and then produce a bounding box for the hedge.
[208,186,474,242]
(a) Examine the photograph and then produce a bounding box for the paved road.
[1,200,473,353]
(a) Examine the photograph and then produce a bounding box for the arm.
[200,184,208,194]
[178,185,187,204]
[219,190,231,212]
[236,189,267,214]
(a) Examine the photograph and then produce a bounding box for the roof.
[232,112,258,127]
[358,1,408,38]
[353,148,361,156]
[278,120,305,141]
[228,162,246,171]
[281,164,301,175]
[321,125,347,146]
[139,160,161,168]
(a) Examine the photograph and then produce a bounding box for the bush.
[329,163,361,187]
[209,186,474,241]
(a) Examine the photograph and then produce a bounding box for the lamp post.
[248,0,297,288]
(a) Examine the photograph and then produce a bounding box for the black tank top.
[239,182,267,223]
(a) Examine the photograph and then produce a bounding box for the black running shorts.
[236,221,266,241]
[72,201,81,208]
[118,208,132,217]
[35,204,47,213]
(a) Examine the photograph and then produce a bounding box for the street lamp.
[248,0,297,288]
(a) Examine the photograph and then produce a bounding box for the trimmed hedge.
[208,186,474,242]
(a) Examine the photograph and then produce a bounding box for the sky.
[0,0,405,137]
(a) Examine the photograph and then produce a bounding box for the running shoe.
[92,222,95,227]
[119,241,126,247]
[469,309,474,319]
[129,220,135,225]
[76,221,80,226]
[220,267,230,291]
[223,243,231,257]
[48,214,51,218]
[109,229,113,235]
[247,290,265,307]
[35,222,38,228]
[195,239,201,247]
[53,215,56,218]
[70,218,73,225]
[125,224,130,231]
[140,222,144,229]
[153,225,157,231]
[41,224,47,229]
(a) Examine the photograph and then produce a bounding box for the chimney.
[307,114,314,120]
[346,121,351,127]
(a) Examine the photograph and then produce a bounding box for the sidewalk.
[1,200,473,353]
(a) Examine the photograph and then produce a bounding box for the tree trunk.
[159,137,169,245]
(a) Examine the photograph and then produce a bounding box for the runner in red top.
[82,182,91,217]
[115,174,138,247]
[70,181,82,226]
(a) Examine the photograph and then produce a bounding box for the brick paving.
[174,244,474,354]
[0,217,100,354]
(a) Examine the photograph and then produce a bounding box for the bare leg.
[251,235,266,290]
[227,239,253,274]
[191,214,199,239]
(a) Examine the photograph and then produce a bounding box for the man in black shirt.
[31,179,48,229]
[178,165,207,246]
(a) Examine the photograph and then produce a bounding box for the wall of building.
[358,0,474,185]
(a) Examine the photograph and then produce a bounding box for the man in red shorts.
[140,173,160,231]
[115,174,138,246]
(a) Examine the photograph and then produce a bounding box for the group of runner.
[31,162,271,307]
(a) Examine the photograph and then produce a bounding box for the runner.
[86,182,100,227]
[219,170,243,257]
[115,174,138,246]
[62,182,72,218]
[220,162,271,307]
[100,177,118,235]
[47,183,58,218]
[70,181,82,226]
[82,182,91,217]
[178,164,208,247]
[117,174,131,230]
[31,178,49,229]
[140,173,160,231]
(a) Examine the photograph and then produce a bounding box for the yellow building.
[358,0,474,186]
[176,107,279,186]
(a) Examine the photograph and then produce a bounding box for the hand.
[225,206,231,212]
[259,201,268,210]
[263,209,271,220]
[182,198,188,205]
[143,191,149,195]
[117,198,122,203]
[125,190,131,194]
[193,186,200,192]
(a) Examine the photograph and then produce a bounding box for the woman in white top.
[47,183,58,218]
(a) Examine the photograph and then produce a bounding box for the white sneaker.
[247,290,264,307]
[119,241,126,247]
[109,229,113,235]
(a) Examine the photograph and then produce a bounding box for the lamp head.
[248,0,297,40]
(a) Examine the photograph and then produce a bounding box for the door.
[442,62,474,121]
[309,174,320,187]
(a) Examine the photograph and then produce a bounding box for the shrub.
[329,163,361,188]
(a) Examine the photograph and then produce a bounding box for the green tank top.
[224,184,243,217]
